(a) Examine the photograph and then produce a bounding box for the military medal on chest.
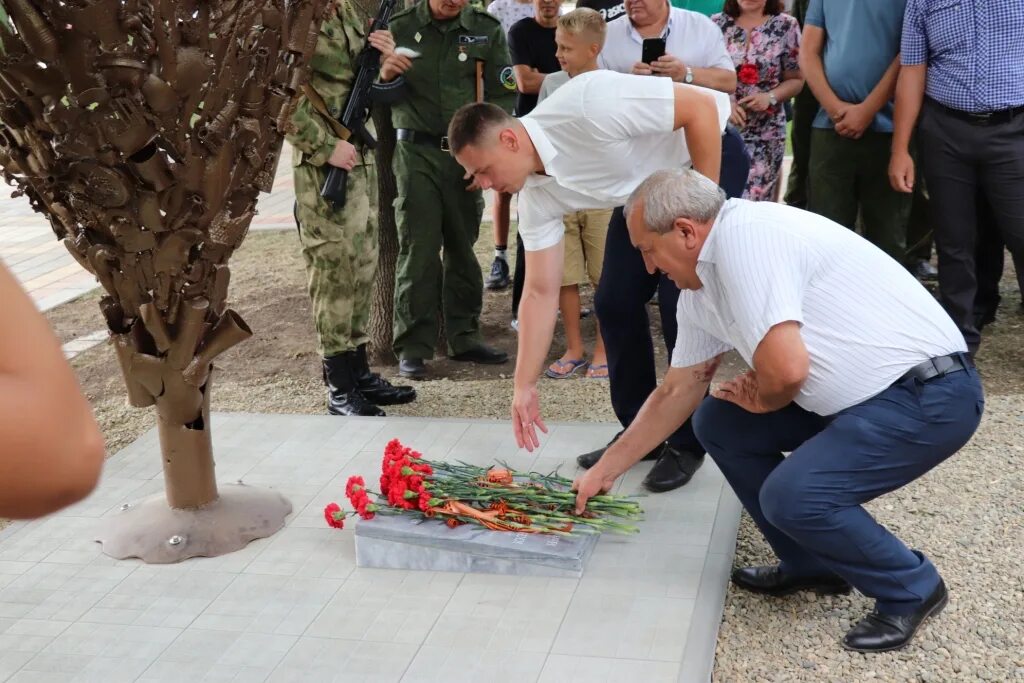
[458,46,468,62]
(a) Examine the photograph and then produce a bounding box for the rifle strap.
[302,84,353,142]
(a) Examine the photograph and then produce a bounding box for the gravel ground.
[27,226,1024,681]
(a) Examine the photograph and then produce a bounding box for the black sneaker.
[485,257,510,290]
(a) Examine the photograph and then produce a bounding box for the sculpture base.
[95,483,292,564]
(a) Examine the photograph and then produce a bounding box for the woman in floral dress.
[713,0,803,201]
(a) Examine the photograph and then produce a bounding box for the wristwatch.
[684,66,694,84]
[768,91,778,107]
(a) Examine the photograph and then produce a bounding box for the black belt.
[927,97,1024,126]
[396,128,449,151]
[894,353,970,386]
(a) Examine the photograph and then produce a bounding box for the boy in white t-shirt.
[537,8,612,380]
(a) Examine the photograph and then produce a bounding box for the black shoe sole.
[641,473,694,493]
[327,406,386,417]
[362,393,417,406]
[841,590,948,653]
[485,280,511,291]
[732,578,853,598]
[398,371,427,380]
[449,354,508,365]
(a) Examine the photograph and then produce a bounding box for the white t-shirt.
[670,199,968,416]
[487,0,537,36]
[599,8,734,75]
[517,70,730,251]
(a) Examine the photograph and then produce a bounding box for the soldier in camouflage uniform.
[287,1,416,416]
[373,0,517,379]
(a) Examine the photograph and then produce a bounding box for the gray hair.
[625,168,726,234]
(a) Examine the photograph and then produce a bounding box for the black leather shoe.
[322,355,385,417]
[731,565,852,597]
[449,344,508,365]
[576,432,663,469]
[352,346,416,405]
[974,307,997,331]
[642,445,704,492]
[842,580,948,653]
[910,259,938,282]
[485,257,511,290]
[398,358,427,380]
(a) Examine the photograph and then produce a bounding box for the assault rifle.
[318,0,398,208]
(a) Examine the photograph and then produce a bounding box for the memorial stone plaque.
[355,512,600,578]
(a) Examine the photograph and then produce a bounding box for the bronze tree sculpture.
[0,0,328,562]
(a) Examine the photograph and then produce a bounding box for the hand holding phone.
[641,38,666,65]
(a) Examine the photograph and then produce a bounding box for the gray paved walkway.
[0,414,740,683]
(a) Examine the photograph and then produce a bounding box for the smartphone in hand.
[641,38,666,65]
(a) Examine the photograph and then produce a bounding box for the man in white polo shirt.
[446,71,730,484]
[573,168,983,653]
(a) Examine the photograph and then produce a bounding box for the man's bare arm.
[753,321,808,410]
[510,240,565,449]
[689,66,738,94]
[512,65,546,94]
[799,25,844,120]
[889,64,927,192]
[591,354,723,481]
[673,84,723,184]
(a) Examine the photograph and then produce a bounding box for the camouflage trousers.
[293,160,379,357]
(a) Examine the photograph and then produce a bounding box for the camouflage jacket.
[287,0,378,168]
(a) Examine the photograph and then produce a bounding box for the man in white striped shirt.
[573,169,983,653]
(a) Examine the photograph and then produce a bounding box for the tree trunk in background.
[369,106,399,365]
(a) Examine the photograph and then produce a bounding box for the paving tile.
[538,654,680,682]
[266,637,418,682]
[402,646,547,683]
[193,573,341,635]
[551,593,695,661]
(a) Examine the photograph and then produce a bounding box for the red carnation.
[324,502,345,529]
[418,491,437,513]
[737,63,758,85]
[346,475,365,499]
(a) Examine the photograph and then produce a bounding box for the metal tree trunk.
[0,0,328,562]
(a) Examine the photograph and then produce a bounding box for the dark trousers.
[918,98,1024,351]
[808,129,911,263]
[784,85,818,209]
[594,128,749,452]
[511,232,525,319]
[693,364,983,615]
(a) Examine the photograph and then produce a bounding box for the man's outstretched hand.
[512,383,548,451]
[572,467,616,514]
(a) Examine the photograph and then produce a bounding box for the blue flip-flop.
[545,358,588,379]
[585,363,609,379]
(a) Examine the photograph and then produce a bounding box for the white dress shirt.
[517,70,730,251]
[598,7,734,75]
[671,199,967,416]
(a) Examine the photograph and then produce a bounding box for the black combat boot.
[322,354,385,417]
[352,344,416,406]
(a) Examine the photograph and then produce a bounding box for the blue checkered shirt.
[902,0,1024,113]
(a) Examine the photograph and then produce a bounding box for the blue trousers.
[693,364,983,615]
[594,128,750,451]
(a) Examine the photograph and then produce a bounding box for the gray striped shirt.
[670,200,967,416]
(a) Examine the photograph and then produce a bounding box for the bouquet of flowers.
[324,439,643,535]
